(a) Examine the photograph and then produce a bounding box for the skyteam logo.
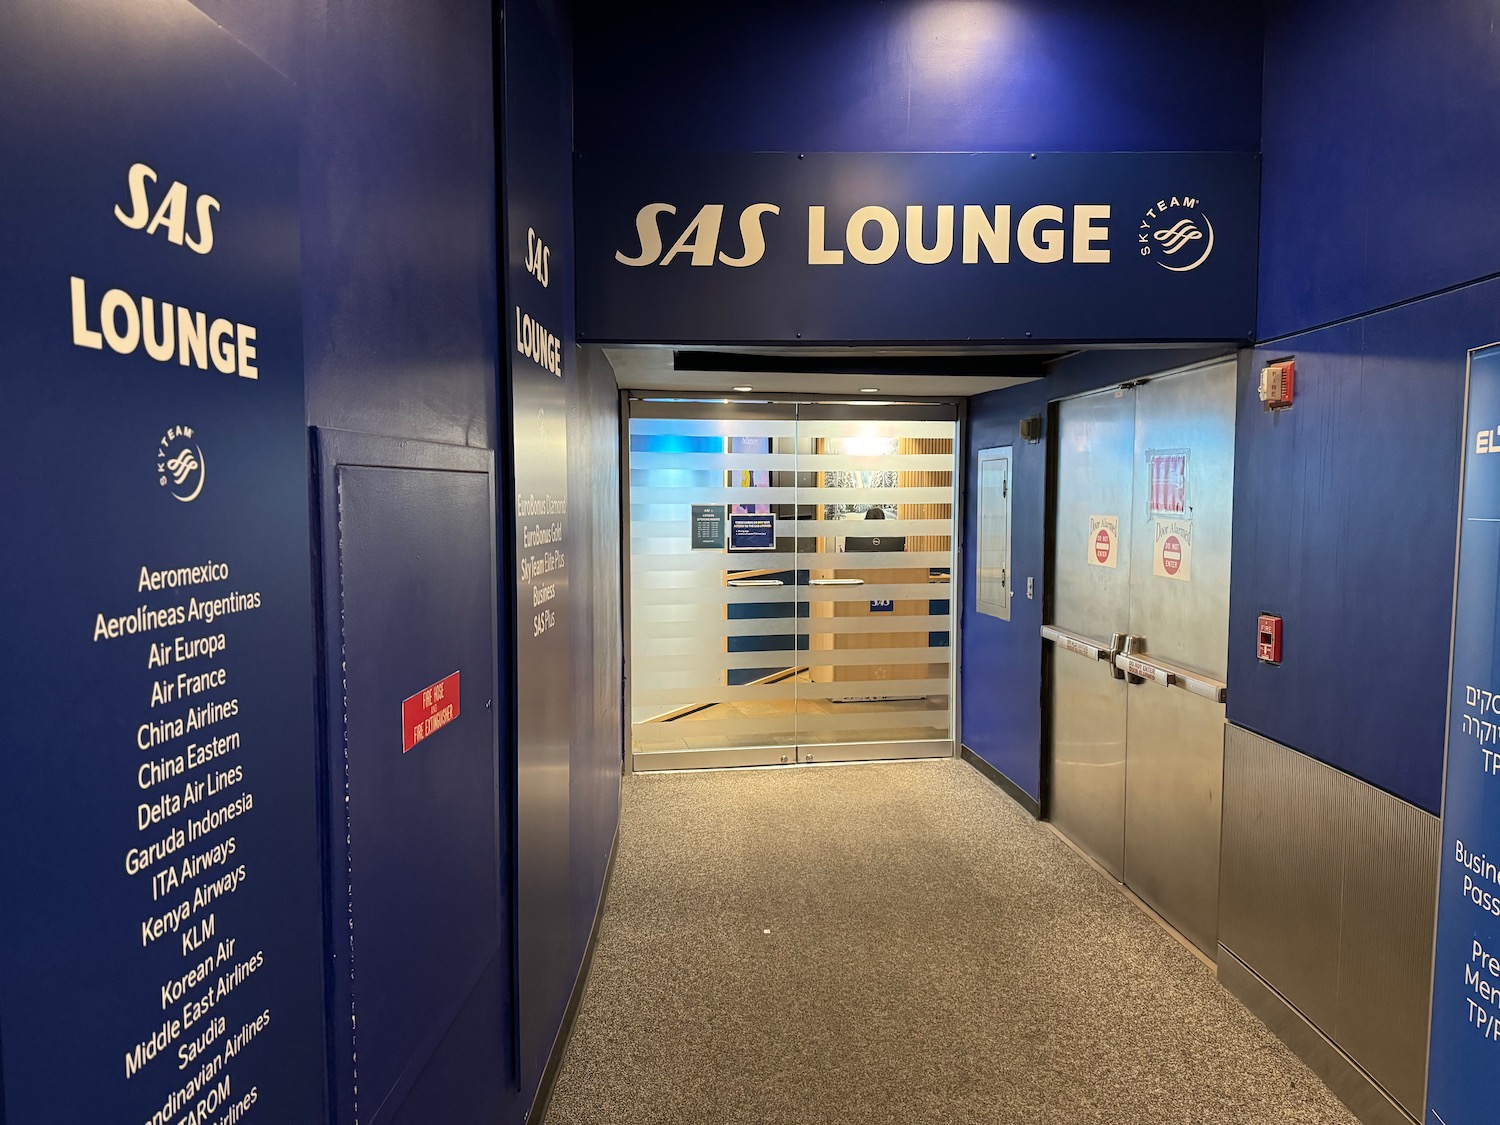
[156,424,205,503]
[1139,195,1214,273]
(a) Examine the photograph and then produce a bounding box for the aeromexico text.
[615,201,1136,267]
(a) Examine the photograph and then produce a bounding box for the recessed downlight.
[733,385,753,392]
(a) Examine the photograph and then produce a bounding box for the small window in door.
[976,447,1012,620]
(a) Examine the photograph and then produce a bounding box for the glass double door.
[1046,359,1236,956]
[628,400,957,771]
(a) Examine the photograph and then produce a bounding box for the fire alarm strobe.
[1259,359,1295,410]
[1257,613,1282,664]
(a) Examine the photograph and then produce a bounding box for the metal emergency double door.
[1045,359,1235,957]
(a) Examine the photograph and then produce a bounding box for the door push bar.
[1040,626,1131,678]
[1112,635,1227,703]
[1041,626,1226,703]
[1039,625,1106,661]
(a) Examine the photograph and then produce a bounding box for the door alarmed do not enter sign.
[1088,515,1119,568]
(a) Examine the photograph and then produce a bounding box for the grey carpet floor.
[546,759,1358,1125]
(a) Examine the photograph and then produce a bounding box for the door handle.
[1040,626,1135,684]
[1107,631,1127,680]
[1111,637,1227,703]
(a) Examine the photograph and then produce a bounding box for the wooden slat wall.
[897,436,953,554]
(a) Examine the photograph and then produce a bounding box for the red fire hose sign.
[1153,520,1192,581]
[402,670,460,752]
[1088,515,1119,568]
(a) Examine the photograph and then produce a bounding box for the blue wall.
[192,0,500,446]
[0,5,326,1119]
[503,0,581,1086]
[194,0,622,1119]
[1257,0,1500,341]
[0,0,622,1116]
[1225,0,1500,813]
[576,0,1261,154]
[199,1,523,1116]
[961,385,1050,800]
[1227,292,1475,813]
[569,347,624,967]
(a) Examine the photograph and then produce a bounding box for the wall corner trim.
[529,826,621,1124]
[961,745,1042,819]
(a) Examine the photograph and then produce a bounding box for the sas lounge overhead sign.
[575,152,1259,345]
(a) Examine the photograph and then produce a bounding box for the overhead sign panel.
[576,152,1259,344]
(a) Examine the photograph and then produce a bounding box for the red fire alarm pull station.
[1257,614,1282,664]
[1259,359,1295,410]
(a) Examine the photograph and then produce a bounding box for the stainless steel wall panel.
[1334,783,1439,1118]
[1221,724,1344,1031]
[1221,723,1439,1125]
[1218,950,1417,1125]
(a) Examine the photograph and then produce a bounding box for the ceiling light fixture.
[860,387,879,393]
[733,385,753,392]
